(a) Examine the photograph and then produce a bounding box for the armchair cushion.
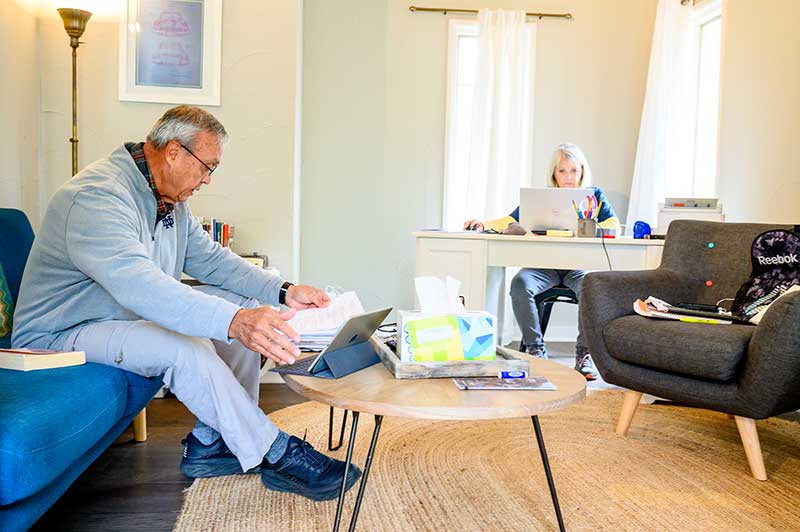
[603,316,755,382]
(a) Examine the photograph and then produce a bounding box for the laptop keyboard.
[271,355,318,376]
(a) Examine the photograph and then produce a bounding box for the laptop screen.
[308,307,392,372]
[519,187,590,232]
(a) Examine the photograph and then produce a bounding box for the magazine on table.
[452,376,557,391]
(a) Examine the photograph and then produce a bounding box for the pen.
[571,200,582,219]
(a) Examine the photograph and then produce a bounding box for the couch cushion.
[0,265,13,349]
[0,363,128,505]
[122,370,163,418]
[604,316,755,382]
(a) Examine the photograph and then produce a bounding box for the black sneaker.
[575,354,598,381]
[180,432,262,479]
[261,435,362,501]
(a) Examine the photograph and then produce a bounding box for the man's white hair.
[147,105,228,149]
[547,143,593,187]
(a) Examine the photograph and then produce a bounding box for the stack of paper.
[288,291,365,350]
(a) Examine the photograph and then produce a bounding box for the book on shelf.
[0,348,86,371]
[198,217,235,248]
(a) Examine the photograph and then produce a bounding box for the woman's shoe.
[574,354,598,381]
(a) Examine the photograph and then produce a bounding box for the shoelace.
[295,429,327,469]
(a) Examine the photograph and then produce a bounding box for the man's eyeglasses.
[180,143,218,176]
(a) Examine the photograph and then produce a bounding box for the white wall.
[36,1,301,276]
[0,1,39,217]
[717,0,800,223]
[301,0,657,315]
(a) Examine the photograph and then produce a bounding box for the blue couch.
[0,208,162,532]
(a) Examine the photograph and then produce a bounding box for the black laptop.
[270,307,392,379]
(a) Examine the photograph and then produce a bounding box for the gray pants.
[63,285,278,472]
[509,268,588,356]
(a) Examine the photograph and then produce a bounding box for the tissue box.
[398,310,496,362]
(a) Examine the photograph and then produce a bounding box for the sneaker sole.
[180,457,261,479]
[261,467,362,501]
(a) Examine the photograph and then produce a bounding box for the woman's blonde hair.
[547,143,593,187]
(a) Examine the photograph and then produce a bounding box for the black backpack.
[732,227,800,320]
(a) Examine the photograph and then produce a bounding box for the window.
[691,1,722,197]
[442,16,536,229]
[442,20,477,230]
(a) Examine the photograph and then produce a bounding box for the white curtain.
[465,10,536,345]
[465,9,536,220]
[626,0,699,232]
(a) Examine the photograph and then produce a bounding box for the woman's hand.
[463,219,484,231]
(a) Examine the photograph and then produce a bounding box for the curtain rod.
[409,6,573,20]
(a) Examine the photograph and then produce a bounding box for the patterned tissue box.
[397,311,496,363]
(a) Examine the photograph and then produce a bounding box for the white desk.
[414,231,664,311]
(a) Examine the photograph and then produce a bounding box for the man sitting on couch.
[12,105,360,501]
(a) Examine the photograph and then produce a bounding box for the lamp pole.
[57,8,92,176]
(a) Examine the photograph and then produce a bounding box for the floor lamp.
[57,8,92,176]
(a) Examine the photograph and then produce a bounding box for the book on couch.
[0,348,86,371]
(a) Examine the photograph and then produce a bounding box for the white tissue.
[414,276,467,314]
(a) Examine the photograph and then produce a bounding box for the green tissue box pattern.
[403,315,495,362]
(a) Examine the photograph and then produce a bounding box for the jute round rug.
[174,391,800,532]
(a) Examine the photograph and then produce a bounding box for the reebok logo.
[757,253,798,266]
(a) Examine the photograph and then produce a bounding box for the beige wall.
[301,0,657,313]
[36,1,300,276]
[717,0,800,223]
[0,1,39,216]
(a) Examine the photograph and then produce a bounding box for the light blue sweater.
[13,144,283,350]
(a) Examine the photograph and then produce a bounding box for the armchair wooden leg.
[133,408,147,442]
[615,390,643,436]
[734,416,767,481]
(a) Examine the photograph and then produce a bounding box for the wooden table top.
[281,354,586,421]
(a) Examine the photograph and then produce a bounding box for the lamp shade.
[57,8,92,46]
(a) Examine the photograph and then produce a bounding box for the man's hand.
[285,284,330,310]
[228,307,301,365]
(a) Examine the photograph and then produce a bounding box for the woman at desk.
[463,143,620,380]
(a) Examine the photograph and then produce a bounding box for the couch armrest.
[738,290,800,417]
[580,269,696,332]
[580,269,696,376]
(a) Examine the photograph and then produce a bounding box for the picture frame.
[118,0,222,106]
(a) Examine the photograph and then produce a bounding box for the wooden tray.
[370,336,529,380]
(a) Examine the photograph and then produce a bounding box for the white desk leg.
[415,237,488,309]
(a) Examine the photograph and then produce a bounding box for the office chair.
[535,286,579,336]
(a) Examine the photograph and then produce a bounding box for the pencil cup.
[577,219,599,238]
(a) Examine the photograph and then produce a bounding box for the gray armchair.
[581,220,800,480]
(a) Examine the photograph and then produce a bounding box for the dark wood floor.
[29,384,308,532]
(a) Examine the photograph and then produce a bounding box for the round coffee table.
[282,355,586,532]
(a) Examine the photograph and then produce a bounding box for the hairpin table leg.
[532,415,566,532]
[347,415,383,532]
[333,411,359,532]
[328,406,349,451]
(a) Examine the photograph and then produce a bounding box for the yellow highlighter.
[678,316,731,325]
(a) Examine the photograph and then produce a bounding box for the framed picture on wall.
[118,0,222,105]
